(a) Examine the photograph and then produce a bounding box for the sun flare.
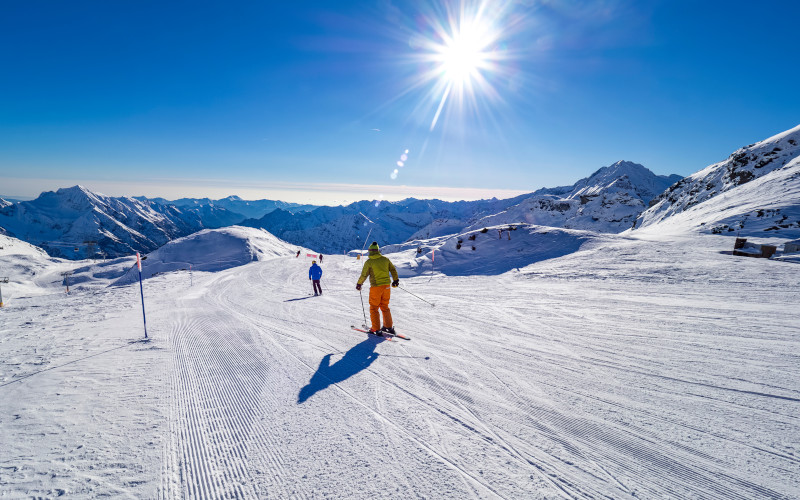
[437,24,492,86]
[407,1,516,132]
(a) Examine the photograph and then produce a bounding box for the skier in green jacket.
[356,241,399,335]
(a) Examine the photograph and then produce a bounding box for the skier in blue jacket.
[309,260,323,296]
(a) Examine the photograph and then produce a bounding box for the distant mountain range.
[2,123,799,260]
[241,161,681,254]
[0,190,320,259]
[0,186,245,258]
[140,195,317,220]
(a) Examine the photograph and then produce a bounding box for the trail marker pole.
[60,271,73,294]
[136,252,148,339]
[0,277,8,307]
[427,249,435,283]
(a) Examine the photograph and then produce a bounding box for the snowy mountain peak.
[41,185,107,212]
[532,160,682,205]
[588,160,647,180]
[574,161,682,203]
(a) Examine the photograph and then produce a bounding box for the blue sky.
[1,0,798,204]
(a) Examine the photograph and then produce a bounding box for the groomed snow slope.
[1,231,798,498]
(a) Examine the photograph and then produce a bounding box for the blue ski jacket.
[309,263,323,280]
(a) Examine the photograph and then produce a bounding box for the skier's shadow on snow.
[284,296,316,302]
[298,337,383,404]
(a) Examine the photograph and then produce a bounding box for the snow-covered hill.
[0,234,55,286]
[114,226,302,284]
[384,224,608,277]
[534,160,682,202]
[0,186,244,259]
[636,124,800,238]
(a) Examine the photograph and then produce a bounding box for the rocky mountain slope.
[463,161,682,234]
[635,124,800,238]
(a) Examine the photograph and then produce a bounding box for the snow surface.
[1,227,798,498]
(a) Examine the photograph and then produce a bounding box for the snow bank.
[114,226,300,284]
[386,224,607,277]
[0,235,62,298]
[0,234,137,298]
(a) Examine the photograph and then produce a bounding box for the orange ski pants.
[368,285,393,331]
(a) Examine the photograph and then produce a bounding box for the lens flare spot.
[397,161,404,167]
[400,154,408,161]
[391,169,399,180]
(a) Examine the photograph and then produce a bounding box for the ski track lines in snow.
[158,249,799,499]
[165,306,301,498]
[2,236,799,499]
[208,261,546,498]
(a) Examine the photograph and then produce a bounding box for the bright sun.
[438,25,490,86]
[412,1,512,131]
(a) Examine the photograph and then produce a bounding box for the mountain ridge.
[634,124,800,238]
[240,161,682,253]
[0,186,244,259]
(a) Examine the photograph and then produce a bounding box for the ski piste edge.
[350,325,410,341]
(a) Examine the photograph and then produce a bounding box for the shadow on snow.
[298,337,384,403]
[284,296,317,302]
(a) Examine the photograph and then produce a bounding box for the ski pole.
[397,285,435,307]
[359,288,368,326]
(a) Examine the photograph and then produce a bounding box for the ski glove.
[356,284,362,291]
[392,280,399,288]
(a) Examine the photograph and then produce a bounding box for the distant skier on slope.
[309,260,323,296]
[355,241,399,335]
[296,250,301,258]
[319,254,323,264]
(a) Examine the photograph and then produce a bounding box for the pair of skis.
[351,325,410,341]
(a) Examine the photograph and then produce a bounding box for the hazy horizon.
[0,178,533,206]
